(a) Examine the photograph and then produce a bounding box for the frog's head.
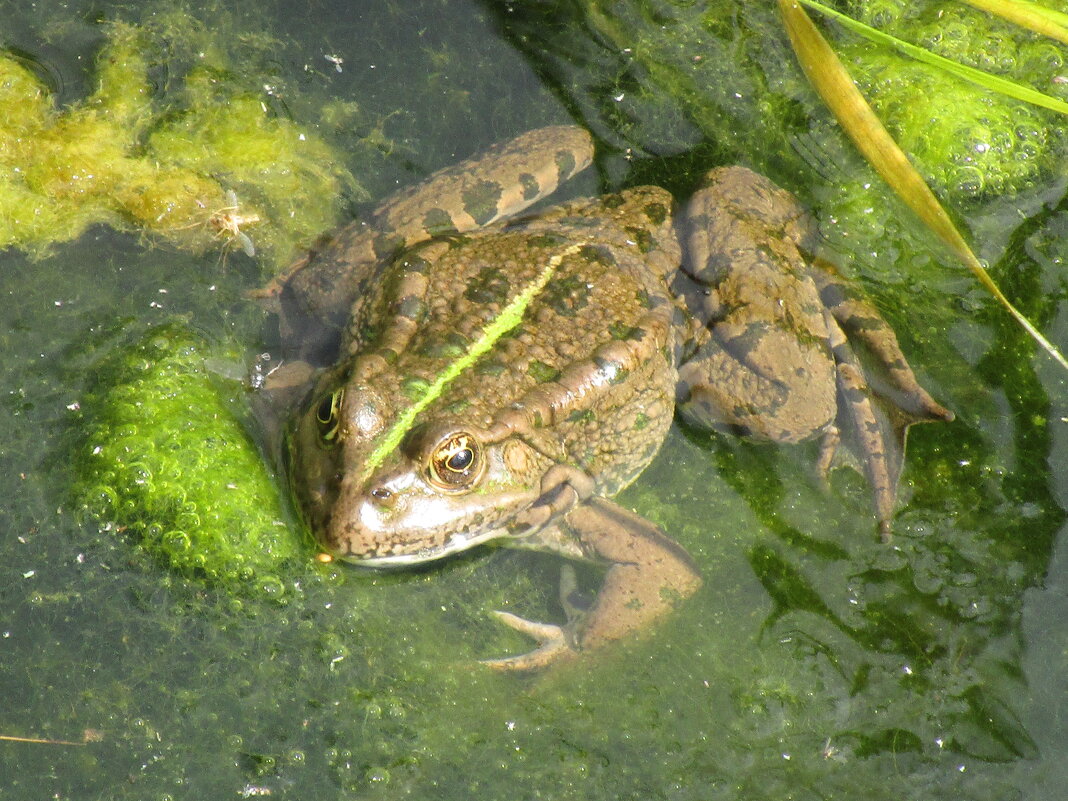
[287,377,546,566]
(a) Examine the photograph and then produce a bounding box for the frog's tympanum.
[260,126,952,669]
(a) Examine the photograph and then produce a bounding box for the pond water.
[2,1,1067,799]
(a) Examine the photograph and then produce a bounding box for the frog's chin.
[339,526,509,568]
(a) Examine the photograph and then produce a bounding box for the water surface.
[1,1,1066,799]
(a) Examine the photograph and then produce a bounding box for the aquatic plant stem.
[779,0,1068,372]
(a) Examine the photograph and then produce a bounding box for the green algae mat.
[2,0,1068,799]
[74,324,310,591]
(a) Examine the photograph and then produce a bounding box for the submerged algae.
[0,15,362,267]
[75,324,310,593]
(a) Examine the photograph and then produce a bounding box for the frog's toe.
[558,564,594,623]
[481,611,576,671]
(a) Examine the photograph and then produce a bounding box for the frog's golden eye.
[315,388,345,444]
[426,432,484,491]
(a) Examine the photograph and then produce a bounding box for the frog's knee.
[678,379,834,444]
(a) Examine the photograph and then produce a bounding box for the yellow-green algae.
[0,14,362,266]
[76,324,311,594]
[837,4,1065,199]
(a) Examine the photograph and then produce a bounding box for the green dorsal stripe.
[361,242,585,481]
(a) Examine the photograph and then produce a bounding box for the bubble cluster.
[845,44,1061,202]
[846,0,910,30]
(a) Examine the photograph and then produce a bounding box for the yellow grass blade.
[0,733,88,746]
[960,0,1068,46]
[779,0,1068,371]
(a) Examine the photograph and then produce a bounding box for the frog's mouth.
[339,526,509,568]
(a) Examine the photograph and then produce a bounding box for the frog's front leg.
[485,469,701,671]
[561,497,702,648]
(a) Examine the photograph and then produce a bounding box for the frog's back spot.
[422,207,459,236]
[555,149,579,180]
[519,173,540,201]
[462,180,506,225]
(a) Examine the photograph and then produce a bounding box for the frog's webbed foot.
[255,358,319,415]
[812,259,954,425]
[819,294,953,539]
[484,498,702,670]
[481,611,577,671]
[247,357,321,468]
[482,565,592,671]
[245,251,313,311]
[814,424,842,485]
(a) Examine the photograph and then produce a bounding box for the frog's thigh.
[375,125,595,235]
[676,327,837,444]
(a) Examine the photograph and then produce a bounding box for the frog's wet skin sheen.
[261,126,953,670]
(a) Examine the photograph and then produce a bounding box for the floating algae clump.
[76,325,310,594]
[0,15,362,267]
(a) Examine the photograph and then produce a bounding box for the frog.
[258,125,953,670]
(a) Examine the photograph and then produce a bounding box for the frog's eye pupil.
[446,448,473,472]
[427,432,483,490]
[316,396,334,425]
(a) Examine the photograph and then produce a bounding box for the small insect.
[324,53,344,73]
[208,190,261,258]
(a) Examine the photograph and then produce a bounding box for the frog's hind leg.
[821,313,898,540]
[370,125,595,236]
[813,259,954,425]
[818,285,953,540]
[268,126,597,334]
[674,322,839,445]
